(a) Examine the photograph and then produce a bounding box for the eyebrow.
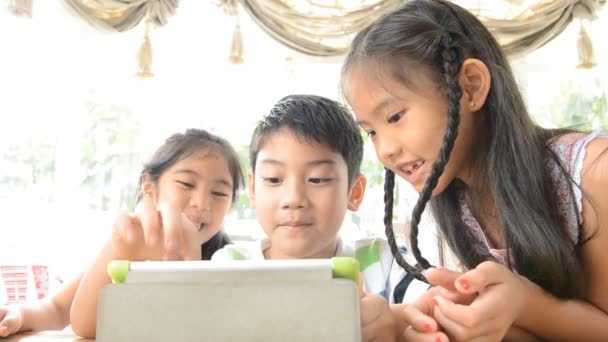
[260,158,337,167]
[355,96,398,126]
[173,169,232,187]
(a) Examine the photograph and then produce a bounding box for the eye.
[176,180,194,189]
[308,177,332,184]
[365,130,376,139]
[263,177,282,185]
[212,191,229,197]
[388,111,404,123]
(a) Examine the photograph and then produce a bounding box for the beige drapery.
[53,0,604,71]
[226,0,604,66]
[63,0,178,32]
[6,0,33,16]
[472,0,605,63]
[226,0,402,56]
[63,0,180,76]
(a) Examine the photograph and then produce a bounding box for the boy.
[212,94,429,341]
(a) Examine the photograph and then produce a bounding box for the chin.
[273,241,306,258]
[413,182,449,197]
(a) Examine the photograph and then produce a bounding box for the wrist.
[110,238,140,260]
[514,277,557,331]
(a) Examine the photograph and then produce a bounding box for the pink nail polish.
[432,298,439,306]
[458,279,470,290]
[435,337,441,342]
[423,323,432,332]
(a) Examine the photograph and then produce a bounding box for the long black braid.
[383,30,465,278]
[383,168,424,278]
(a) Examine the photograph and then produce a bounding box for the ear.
[347,174,367,212]
[247,170,256,208]
[141,172,158,203]
[459,58,491,113]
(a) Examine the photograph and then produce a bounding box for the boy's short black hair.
[250,94,363,186]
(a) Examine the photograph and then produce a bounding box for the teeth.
[402,161,423,174]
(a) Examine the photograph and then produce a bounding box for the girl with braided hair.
[342,0,608,341]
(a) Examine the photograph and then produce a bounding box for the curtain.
[233,0,605,61]
[64,0,179,32]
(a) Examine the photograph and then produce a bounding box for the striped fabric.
[212,237,429,304]
[0,265,50,304]
[0,265,29,304]
[355,239,386,296]
[353,238,429,304]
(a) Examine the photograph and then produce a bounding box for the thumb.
[423,267,462,291]
[455,261,506,294]
[0,312,22,337]
[0,325,8,338]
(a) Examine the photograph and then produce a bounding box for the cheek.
[409,125,445,157]
[251,196,275,225]
[318,188,348,217]
[159,189,188,209]
[253,191,276,210]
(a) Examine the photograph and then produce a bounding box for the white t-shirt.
[212,237,429,304]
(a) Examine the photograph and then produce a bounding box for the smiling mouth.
[185,215,209,232]
[400,160,424,175]
[278,222,312,229]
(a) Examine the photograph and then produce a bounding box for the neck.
[264,239,339,260]
[465,181,503,248]
[458,117,489,187]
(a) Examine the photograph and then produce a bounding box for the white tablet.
[96,257,361,342]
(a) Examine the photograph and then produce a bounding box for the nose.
[190,189,211,211]
[376,134,401,163]
[280,178,308,209]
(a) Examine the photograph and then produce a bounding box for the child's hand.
[0,305,23,337]
[394,268,476,342]
[112,198,202,261]
[431,261,527,342]
[359,276,397,341]
[360,292,396,342]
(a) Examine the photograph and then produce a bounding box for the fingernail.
[432,297,439,306]
[423,323,432,332]
[458,279,470,290]
[435,337,441,342]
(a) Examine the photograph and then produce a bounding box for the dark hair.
[342,0,585,298]
[138,128,244,260]
[250,94,364,187]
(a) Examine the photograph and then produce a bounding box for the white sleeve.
[353,237,430,304]
[382,241,430,304]
[210,244,250,261]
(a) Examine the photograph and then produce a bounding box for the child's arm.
[70,213,155,338]
[70,202,201,338]
[70,239,120,338]
[0,274,81,336]
[514,137,608,340]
